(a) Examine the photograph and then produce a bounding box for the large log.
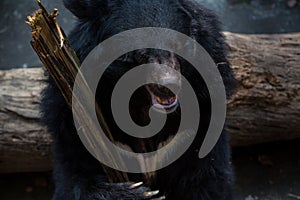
[225,32,300,145]
[0,68,52,173]
[0,32,299,173]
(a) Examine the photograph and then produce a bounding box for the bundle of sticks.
[27,0,128,183]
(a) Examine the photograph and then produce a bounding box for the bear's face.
[118,49,182,114]
[97,48,183,126]
[93,48,188,153]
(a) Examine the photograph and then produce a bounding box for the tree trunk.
[225,32,300,146]
[0,32,300,173]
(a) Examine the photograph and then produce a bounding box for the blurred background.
[0,0,300,199]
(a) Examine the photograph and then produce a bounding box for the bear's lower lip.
[149,92,178,113]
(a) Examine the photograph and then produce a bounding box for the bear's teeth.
[156,97,163,104]
[156,96,177,105]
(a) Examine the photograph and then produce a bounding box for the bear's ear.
[178,0,221,37]
[63,0,109,19]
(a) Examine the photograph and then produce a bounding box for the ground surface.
[0,0,299,199]
[1,140,300,200]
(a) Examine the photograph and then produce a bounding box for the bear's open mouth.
[146,85,178,113]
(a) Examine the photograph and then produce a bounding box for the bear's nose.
[157,77,181,96]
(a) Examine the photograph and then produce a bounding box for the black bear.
[41,0,236,199]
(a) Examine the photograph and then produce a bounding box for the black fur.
[41,0,236,199]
